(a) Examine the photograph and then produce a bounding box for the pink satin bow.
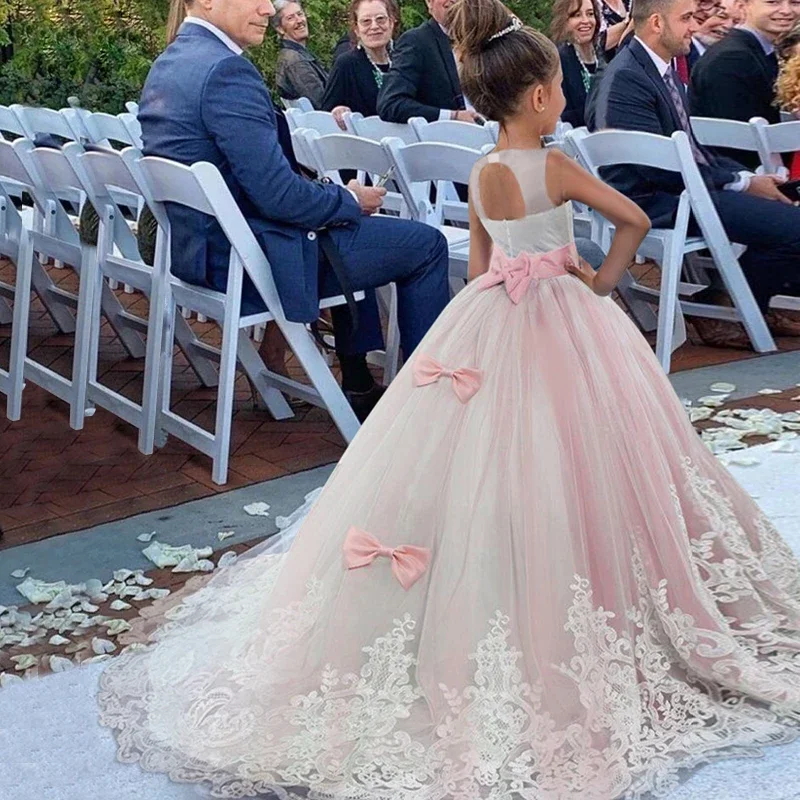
[478,244,576,304]
[413,354,482,403]
[343,526,431,590]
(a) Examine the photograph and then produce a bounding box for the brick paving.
[1,258,799,550]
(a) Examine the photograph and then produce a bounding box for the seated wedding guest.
[690,0,738,63]
[272,0,328,108]
[551,0,607,127]
[323,0,399,129]
[690,0,797,168]
[598,0,635,55]
[591,0,800,345]
[776,44,800,178]
[145,0,451,420]
[377,0,482,123]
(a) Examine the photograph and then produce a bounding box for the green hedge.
[0,0,552,113]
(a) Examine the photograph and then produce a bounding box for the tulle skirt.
[98,271,800,799]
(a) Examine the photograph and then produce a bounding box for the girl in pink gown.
[97,1,800,797]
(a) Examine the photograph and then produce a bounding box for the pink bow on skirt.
[343,526,431,590]
[478,243,577,304]
[413,354,482,403]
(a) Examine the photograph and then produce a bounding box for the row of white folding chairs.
[689,114,800,177]
[291,127,483,382]
[0,139,362,484]
[564,126,777,373]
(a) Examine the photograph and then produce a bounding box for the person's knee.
[575,238,606,271]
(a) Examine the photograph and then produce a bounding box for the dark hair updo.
[447,0,560,123]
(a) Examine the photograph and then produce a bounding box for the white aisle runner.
[1,444,799,800]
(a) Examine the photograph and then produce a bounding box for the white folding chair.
[281,97,314,112]
[751,116,800,175]
[409,117,498,149]
[346,113,418,144]
[567,128,775,373]
[72,111,143,149]
[0,140,36,419]
[10,104,84,143]
[750,116,800,312]
[384,138,481,282]
[136,156,362,484]
[125,101,140,117]
[301,129,403,384]
[69,144,219,453]
[690,116,770,169]
[285,109,346,136]
[0,106,28,140]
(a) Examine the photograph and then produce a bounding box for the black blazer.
[377,19,465,122]
[322,47,386,118]
[590,38,744,227]
[689,28,780,170]
[558,43,605,128]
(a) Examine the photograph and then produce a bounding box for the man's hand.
[331,105,351,131]
[452,109,484,124]
[746,174,793,204]
[347,180,387,214]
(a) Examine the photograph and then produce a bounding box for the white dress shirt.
[183,17,243,55]
[634,36,752,192]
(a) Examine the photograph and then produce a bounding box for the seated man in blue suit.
[589,0,800,346]
[139,0,450,419]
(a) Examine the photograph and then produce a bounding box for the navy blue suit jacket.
[139,22,362,320]
[589,38,743,227]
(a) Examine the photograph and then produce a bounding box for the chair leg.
[0,296,12,325]
[655,242,686,374]
[211,318,240,486]
[138,274,167,455]
[29,258,76,334]
[280,320,360,443]
[69,244,98,430]
[6,236,35,421]
[174,315,219,388]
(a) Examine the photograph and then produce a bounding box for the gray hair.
[270,0,304,32]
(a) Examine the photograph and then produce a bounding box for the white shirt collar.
[693,37,707,56]
[738,25,775,55]
[634,35,672,77]
[183,17,243,55]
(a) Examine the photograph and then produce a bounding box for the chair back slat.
[12,105,81,142]
[384,139,481,186]
[567,128,683,173]
[285,109,343,136]
[305,131,392,176]
[348,114,418,144]
[689,116,759,151]
[409,117,496,150]
[0,106,28,140]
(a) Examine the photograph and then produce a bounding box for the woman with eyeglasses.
[322,0,399,129]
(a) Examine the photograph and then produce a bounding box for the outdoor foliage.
[0,0,553,113]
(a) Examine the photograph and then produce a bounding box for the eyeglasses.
[357,14,391,29]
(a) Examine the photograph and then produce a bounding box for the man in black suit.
[376,0,481,123]
[690,0,796,169]
[590,0,800,344]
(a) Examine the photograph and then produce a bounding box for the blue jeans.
[321,216,450,358]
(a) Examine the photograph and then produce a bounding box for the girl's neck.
[496,120,546,151]
[575,41,595,63]
[363,43,389,64]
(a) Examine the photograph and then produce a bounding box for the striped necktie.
[663,67,708,165]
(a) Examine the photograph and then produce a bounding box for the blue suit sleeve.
[597,67,735,191]
[201,55,361,229]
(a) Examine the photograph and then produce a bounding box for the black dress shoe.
[345,383,386,422]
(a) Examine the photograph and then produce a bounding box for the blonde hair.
[776,53,800,114]
[447,0,559,123]
[166,0,191,44]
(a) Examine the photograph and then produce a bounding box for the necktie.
[662,67,708,165]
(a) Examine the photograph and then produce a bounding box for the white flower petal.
[243,501,271,517]
[91,637,117,655]
[11,654,38,671]
[710,382,736,393]
[48,655,75,673]
[109,599,132,611]
[10,568,30,579]
[48,634,71,646]
[217,551,238,569]
[217,530,236,542]
[103,619,133,636]
[758,388,783,395]
[0,672,23,687]
[137,531,157,543]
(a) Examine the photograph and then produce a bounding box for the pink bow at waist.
[478,243,578,304]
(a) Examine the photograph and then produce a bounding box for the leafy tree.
[0,0,552,112]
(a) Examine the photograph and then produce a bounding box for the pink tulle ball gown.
[96,149,800,799]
